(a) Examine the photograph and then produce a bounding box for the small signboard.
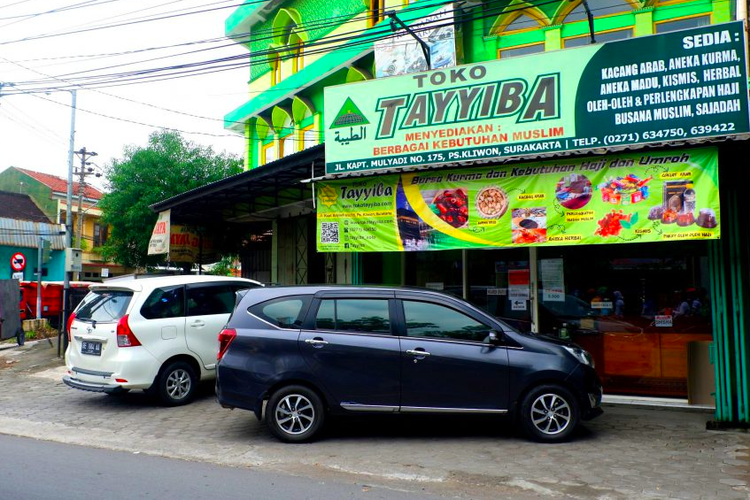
[11,252,26,271]
[654,314,674,327]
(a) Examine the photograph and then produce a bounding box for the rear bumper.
[63,375,125,394]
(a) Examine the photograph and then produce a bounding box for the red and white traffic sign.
[11,252,26,272]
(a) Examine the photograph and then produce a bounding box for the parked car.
[216,286,602,443]
[63,275,262,405]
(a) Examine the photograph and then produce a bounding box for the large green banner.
[324,22,748,175]
[316,148,719,252]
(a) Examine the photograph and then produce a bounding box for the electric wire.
[0,0,715,140]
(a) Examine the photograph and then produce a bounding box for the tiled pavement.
[0,341,748,499]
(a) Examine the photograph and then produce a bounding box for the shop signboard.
[169,225,215,263]
[325,22,749,175]
[316,148,719,252]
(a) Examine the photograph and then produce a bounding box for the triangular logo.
[330,97,370,129]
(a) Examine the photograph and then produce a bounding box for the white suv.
[63,275,262,405]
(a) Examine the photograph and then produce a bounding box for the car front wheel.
[156,361,197,406]
[266,385,325,443]
[520,384,579,442]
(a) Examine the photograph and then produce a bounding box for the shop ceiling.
[150,145,324,227]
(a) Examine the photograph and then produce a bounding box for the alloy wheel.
[166,368,192,400]
[530,393,572,436]
[275,394,315,436]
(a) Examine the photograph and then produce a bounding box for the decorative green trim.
[226,1,271,38]
[652,2,712,22]
[225,0,446,132]
[299,114,315,128]
[292,95,316,123]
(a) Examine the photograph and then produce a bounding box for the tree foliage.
[99,130,243,268]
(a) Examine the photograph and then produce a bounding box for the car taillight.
[117,315,141,347]
[66,312,76,342]
[217,328,236,361]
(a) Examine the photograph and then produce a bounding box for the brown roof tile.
[0,191,52,222]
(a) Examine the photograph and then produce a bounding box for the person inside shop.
[674,292,692,318]
[613,290,625,317]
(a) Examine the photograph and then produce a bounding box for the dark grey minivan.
[216,286,602,443]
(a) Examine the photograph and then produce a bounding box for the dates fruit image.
[432,188,469,228]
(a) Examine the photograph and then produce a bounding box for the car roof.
[90,275,262,292]
[239,284,458,303]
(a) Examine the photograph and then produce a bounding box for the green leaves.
[100,130,242,268]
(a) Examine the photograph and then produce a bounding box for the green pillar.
[544,26,562,52]
[633,9,654,37]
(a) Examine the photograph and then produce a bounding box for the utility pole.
[61,90,76,356]
[72,146,98,280]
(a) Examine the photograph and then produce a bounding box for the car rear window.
[248,295,311,329]
[76,290,133,323]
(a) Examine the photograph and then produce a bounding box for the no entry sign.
[11,252,26,272]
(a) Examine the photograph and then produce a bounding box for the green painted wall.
[0,168,56,221]
[247,0,365,81]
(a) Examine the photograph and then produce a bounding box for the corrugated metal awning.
[0,217,66,249]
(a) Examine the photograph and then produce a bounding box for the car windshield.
[76,290,132,323]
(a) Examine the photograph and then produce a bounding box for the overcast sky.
[0,0,250,192]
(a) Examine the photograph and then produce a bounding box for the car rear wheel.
[520,384,579,443]
[157,361,197,406]
[266,385,325,443]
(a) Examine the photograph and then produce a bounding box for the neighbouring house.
[0,191,65,281]
[0,166,127,280]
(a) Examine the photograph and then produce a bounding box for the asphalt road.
[0,434,443,500]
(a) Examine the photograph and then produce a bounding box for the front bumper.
[63,375,126,394]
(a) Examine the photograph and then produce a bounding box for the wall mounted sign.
[325,22,748,175]
[11,252,26,271]
[316,148,719,252]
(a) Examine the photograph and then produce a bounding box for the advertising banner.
[169,225,215,263]
[147,209,170,255]
[316,148,719,252]
[374,4,457,78]
[325,22,748,175]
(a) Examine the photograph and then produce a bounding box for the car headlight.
[563,346,595,368]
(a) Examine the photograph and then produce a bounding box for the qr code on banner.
[320,222,340,244]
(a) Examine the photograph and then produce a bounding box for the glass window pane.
[499,43,544,59]
[140,286,184,319]
[565,29,632,48]
[315,300,335,330]
[503,14,539,33]
[335,299,391,333]
[187,285,236,316]
[565,0,631,23]
[655,16,710,34]
[250,296,310,329]
[403,301,489,342]
[282,134,295,156]
[303,128,317,150]
[77,291,132,322]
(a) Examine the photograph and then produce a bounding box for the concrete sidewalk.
[0,339,748,499]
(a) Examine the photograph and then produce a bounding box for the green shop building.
[153,0,750,426]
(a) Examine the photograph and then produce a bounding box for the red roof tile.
[17,167,103,200]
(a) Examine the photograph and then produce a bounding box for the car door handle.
[406,349,431,357]
[305,338,328,347]
[190,320,206,328]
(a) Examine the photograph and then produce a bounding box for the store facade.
[315,20,750,421]
[152,0,750,425]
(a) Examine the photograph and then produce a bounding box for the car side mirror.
[487,330,503,345]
